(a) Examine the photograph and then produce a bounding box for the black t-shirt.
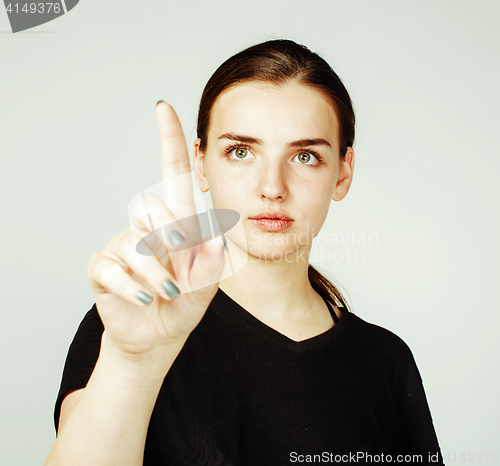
[54,288,444,465]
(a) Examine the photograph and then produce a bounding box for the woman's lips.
[250,218,294,232]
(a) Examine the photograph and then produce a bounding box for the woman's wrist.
[97,330,186,390]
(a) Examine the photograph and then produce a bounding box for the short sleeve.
[53,303,104,434]
[402,383,445,464]
[393,348,445,465]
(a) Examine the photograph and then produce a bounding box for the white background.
[1,0,499,463]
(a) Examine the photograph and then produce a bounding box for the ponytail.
[308,264,351,312]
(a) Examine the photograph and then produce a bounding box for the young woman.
[45,39,444,465]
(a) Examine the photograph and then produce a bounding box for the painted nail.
[163,280,180,299]
[156,100,164,106]
[136,291,153,305]
[168,229,184,247]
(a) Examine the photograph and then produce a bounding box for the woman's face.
[194,81,354,262]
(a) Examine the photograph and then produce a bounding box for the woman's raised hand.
[87,102,225,358]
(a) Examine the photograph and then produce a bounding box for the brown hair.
[196,39,354,311]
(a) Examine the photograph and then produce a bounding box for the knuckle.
[101,263,125,289]
[120,230,135,249]
[110,230,132,252]
[87,251,104,281]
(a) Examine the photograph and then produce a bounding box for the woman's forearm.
[44,331,185,466]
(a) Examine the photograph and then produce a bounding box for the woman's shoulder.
[346,312,423,389]
[347,311,416,358]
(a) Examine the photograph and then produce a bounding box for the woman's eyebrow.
[217,133,331,148]
[287,138,331,149]
[218,133,263,145]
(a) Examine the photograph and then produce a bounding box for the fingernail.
[168,229,184,247]
[136,291,153,305]
[156,100,164,106]
[163,280,180,299]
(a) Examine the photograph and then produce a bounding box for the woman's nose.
[258,160,289,202]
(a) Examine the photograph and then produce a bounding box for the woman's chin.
[222,233,311,264]
[246,247,308,264]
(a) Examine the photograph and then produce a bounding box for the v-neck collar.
[213,288,350,354]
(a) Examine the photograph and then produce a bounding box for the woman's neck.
[217,239,336,340]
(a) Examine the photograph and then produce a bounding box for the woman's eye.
[228,147,253,160]
[235,147,249,159]
[294,151,317,165]
[226,147,321,165]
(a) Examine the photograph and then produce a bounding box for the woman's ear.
[193,138,210,192]
[332,147,355,202]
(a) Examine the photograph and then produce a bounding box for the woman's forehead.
[209,81,339,146]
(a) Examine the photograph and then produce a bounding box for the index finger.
[156,101,196,219]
